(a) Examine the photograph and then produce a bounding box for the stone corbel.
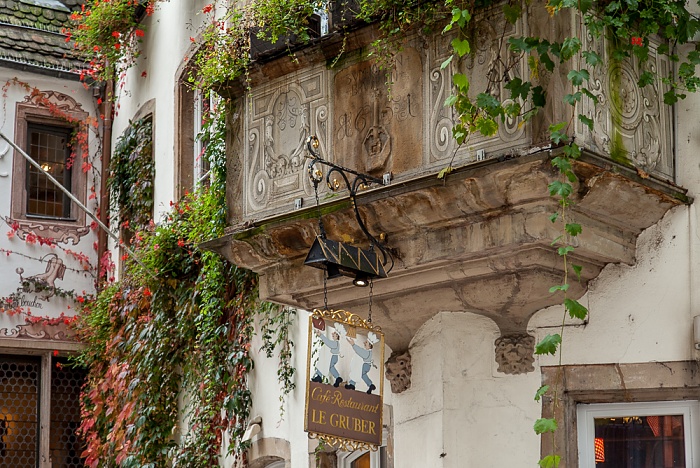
[385,350,412,393]
[494,333,535,375]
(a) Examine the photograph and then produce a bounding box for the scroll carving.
[245,68,329,218]
[494,333,535,375]
[578,32,673,179]
[0,322,77,341]
[427,8,528,166]
[4,216,91,245]
[385,350,411,394]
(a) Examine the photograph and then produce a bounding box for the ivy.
[76,101,272,466]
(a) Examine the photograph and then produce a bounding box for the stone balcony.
[209,1,689,371]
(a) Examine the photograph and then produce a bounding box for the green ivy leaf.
[549,212,559,223]
[444,94,458,107]
[534,418,558,434]
[558,245,574,256]
[551,156,572,172]
[503,3,521,24]
[535,334,562,355]
[452,38,471,57]
[579,114,594,131]
[572,263,583,280]
[565,223,582,236]
[539,455,561,468]
[549,284,569,293]
[562,143,581,159]
[582,50,602,66]
[567,69,590,86]
[564,298,588,320]
[581,88,598,104]
[452,73,469,91]
[505,77,532,101]
[560,37,581,61]
[475,117,498,136]
[548,180,572,198]
[437,166,453,179]
[638,71,654,88]
[441,55,453,70]
[534,385,550,402]
[563,92,582,105]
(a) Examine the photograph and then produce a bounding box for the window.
[577,401,700,468]
[338,448,387,468]
[26,124,73,219]
[0,354,85,468]
[10,92,90,243]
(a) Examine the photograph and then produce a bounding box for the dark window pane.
[26,125,72,219]
[594,415,686,467]
[49,358,86,468]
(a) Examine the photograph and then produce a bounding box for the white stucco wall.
[112,0,209,220]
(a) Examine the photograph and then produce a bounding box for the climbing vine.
[259,306,297,419]
[67,0,700,465]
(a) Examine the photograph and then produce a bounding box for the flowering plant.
[69,0,158,82]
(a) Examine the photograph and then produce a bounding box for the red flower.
[202,4,213,13]
[143,288,152,297]
[141,71,148,78]
[93,45,100,52]
[631,36,643,46]
[114,43,121,50]
[53,350,59,357]
[112,31,121,38]
[135,29,144,37]
[177,239,185,247]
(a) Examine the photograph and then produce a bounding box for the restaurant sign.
[304,309,384,451]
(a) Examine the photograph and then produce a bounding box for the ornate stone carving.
[578,32,673,179]
[4,216,91,245]
[244,67,329,218]
[22,89,85,113]
[385,350,411,393]
[427,8,528,167]
[494,333,535,375]
[333,46,422,176]
[0,322,76,341]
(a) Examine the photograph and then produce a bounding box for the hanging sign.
[304,309,384,451]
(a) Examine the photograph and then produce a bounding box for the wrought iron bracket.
[305,135,392,270]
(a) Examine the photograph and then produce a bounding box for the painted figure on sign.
[345,332,379,394]
[311,322,346,387]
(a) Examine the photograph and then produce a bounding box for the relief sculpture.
[333,47,422,176]
[244,68,329,217]
[579,32,673,179]
[427,9,528,166]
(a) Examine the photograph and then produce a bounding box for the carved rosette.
[385,350,411,393]
[244,66,329,218]
[577,32,673,179]
[494,333,535,375]
[427,6,529,167]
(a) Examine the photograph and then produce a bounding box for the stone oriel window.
[9,92,90,245]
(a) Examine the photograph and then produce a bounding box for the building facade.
[111,1,700,467]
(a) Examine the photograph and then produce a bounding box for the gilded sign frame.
[304,309,385,452]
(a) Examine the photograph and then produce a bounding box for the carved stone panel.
[333,47,423,177]
[494,333,535,375]
[427,6,530,167]
[244,66,329,219]
[577,34,673,179]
